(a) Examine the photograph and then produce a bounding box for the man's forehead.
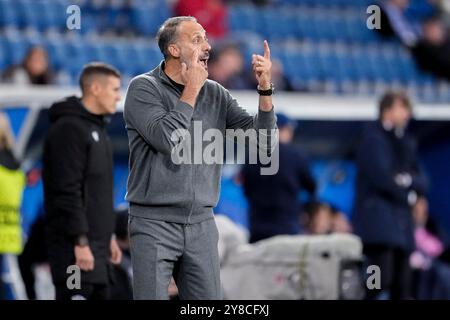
[178,21,206,37]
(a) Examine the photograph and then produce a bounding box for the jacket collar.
[151,60,186,94]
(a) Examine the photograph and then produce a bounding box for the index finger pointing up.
[264,40,270,60]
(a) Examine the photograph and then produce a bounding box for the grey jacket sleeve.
[124,76,194,155]
[224,88,278,152]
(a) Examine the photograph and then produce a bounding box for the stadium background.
[1,0,450,299]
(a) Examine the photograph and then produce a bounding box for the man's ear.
[91,81,101,97]
[168,44,180,58]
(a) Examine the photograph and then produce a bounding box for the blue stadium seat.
[297,14,318,40]
[0,0,20,28]
[351,49,371,82]
[0,47,7,71]
[130,0,170,36]
[45,39,68,70]
[4,36,30,65]
[16,0,38,30]
[48,0,68,30]
[64,41,90,70]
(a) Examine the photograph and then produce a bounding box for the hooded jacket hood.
[48,95,106,126]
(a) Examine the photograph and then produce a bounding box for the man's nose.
[203,41,211,52]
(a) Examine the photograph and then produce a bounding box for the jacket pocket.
[146,153,192,207]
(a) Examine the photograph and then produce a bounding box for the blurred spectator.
[1,46,54,85]
[410,197,443,271]
[435,0,450,25]
[174,0,228,39]
[249,58,294,92]
[268,59,293,92]
[353,91,428,300]
[208,43,253,89]
[18,209,49,300]
[377,0,422,46]
[0,113,26,300]
[303,202,333,235]
[241,113,316,243]
[411,17,450,81]
[410,196,450,299]
[330,206,353,234]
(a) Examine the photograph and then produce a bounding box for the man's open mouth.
[199,57,208,69]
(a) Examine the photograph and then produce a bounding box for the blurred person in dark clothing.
[410,196,450,299]
[302,202,333,235]
[376,0,422,46]
[0,113,26,300]
[18,210,48,300]
[411,17,450,81]
[1,46,54,85]
[353,91,428,300]
[330,205,353,234]
[43,63,122,300]
[249,59,294,92]
[208,43,253,89]
[242,113,316,243]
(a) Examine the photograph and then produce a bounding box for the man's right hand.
[75,245,95,271]
[180,48,208,107]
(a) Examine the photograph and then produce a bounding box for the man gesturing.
[123,16,277,300]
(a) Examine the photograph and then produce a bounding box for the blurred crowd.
[2,0,449,90]
[377,0,450,81]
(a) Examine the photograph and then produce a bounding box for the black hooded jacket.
[43,96,115,284]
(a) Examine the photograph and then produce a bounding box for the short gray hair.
[156,16,197,59]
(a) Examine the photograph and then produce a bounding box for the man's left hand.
[110,237,122,265]
[252,40,272,89]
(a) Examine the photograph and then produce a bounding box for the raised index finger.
[263,40,270,60]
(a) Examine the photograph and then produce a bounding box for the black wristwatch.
[257,83,275,96]
[75,234,89,247]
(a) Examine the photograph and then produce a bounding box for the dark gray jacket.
[124,61,277,224]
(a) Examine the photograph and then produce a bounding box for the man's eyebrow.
[192,31,206,38]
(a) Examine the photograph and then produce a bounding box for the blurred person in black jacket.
[241,113,316,243]
[353,91,428,300]
[376,0,421,46]
[208,43,253,89]
[43,63,122,300]
[412,17,450,81]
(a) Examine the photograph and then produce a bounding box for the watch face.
[257,83,274,95]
